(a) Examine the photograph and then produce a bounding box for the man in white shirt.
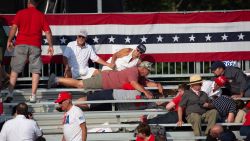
[201,75,227,98]
[63,29,114,79]
[55,91,87,141]
[0,102,42,141]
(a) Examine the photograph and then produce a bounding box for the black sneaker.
[48,73,57,89]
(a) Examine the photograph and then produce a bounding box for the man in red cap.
[55,91,87,141]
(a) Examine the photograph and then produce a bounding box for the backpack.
[150,125,167,141]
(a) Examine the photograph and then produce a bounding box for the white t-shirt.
[63,105,86,141]
[201,80,222,97]
[102,49,139,71]
[0,115,42,141]
[63,41,99,79]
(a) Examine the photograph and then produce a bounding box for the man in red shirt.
[5,0,54,103]
[145,84,188,124]
[48,61,155,99]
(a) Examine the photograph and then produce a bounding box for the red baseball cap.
[214,76,228,87]
[54,91,72,103]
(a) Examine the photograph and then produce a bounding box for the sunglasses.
[136,49,144,54]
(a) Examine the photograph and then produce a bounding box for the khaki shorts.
[82,73,103,89]
[11,45,42,73]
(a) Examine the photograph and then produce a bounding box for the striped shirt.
[212,95,237,119]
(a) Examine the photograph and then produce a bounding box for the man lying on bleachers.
[48,61,162,99]
[177,74,218,136]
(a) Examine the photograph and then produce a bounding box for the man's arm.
[7,25,18,51]
[34,122,43,139]
[165,101,176,111]
[111,48,131,64]
[44,31,54,55]
[226,113,235,123]
[130,81,153,99]
[96,58,115,69]
[177,106,184,127]
[80,123,87,141]
[145,81,164,95]
[63,56,72,78]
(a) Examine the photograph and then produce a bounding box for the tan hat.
[188,74,203,85]
[139,61,153,71]
[78,29,88,37]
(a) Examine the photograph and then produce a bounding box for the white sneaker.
[29,95,36,103]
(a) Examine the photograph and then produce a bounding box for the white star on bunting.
[93,36,99,43]
[205,34,212,41]
[238,33,245,40]
[172,35,179,42]
[221,34,228,41]
[140,36,147,43]
[60,37,67,44]
[189,34,195,42]
[108,36,115,43]
[157,35,163,42]
[43,39,48,44]
[125,36,131,43]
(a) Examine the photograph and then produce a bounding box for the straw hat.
[188,74,203,85]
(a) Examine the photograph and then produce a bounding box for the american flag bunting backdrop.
[1,10,250,64]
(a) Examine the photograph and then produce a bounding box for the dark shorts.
[87,89,114,111]
[11,45,42,73]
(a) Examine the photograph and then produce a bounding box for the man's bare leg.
[29,73,40,102]
[58,77,84,88]
[31,73,39,95]
[5,71,18,102]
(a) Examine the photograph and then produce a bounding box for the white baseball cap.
[78,29,88,37]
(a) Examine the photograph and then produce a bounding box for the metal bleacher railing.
[2,60,250,87]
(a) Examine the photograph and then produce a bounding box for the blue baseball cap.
[211,61,226,72]
[136,44,146,54]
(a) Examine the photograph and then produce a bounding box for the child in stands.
[136,123,155,141]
